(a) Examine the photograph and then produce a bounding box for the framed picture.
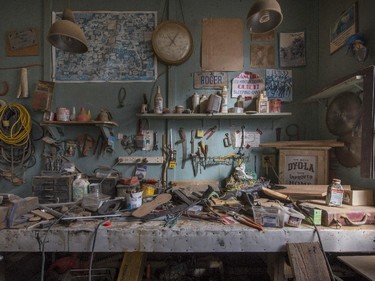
[279,147,330,185]
[279,31,306,67]
[265,69,293,102]
[330,2,358,54]
[251,31,275,42]
[250,45,275,68]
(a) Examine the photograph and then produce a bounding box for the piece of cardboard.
[201,18,243,71]
[343,190,374,206]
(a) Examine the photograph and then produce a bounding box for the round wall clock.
[152,20,194,65]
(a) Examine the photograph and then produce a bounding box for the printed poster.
[284,155,316,184]
[231,71,264,98]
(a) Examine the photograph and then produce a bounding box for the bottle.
[70,106,76,121]
[76,107,89,122]
[326,178,344,207]
[72,173,89,201]
[257,91,269,113]
[221,86,228,113]
[192,93,199,113]
[199,94,208,113]
[154,86,163,114]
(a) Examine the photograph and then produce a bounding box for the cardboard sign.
[231,71,264,98]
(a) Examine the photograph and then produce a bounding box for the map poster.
[52,11,157,82]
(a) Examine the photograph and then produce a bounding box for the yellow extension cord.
[0,103,31,146]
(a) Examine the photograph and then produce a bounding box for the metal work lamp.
[47,8,88,53]
[246,0,283,34]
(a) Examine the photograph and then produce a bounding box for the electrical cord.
[0,103,31,146]
[89,220,108,281]
[39,203,80,281]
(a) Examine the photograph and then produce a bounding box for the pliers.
[204,125,217,140]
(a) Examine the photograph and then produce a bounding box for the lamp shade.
[246,0,283,34]
[47,8,88,53]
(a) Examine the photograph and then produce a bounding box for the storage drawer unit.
[32,175,74,204]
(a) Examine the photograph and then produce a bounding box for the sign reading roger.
[231,71,264,98]
[194,72,228,89]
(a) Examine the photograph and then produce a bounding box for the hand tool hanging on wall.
[175,128,187,169]
[204,125,217,140]
[223,133,231,147]
[190,130,198,176]
[117,87,127,108]
[168,129,176,169]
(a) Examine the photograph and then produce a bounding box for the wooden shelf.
[137,112,291,120]
[303,68,370,103]
[41,120,118,127]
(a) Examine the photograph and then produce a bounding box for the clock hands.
[168,33,178,46]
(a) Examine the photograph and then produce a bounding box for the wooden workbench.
[0,218,374,253]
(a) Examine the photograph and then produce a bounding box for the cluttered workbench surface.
[1,176,375,254]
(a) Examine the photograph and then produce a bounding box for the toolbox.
[300,200,375,226]
[32,175,74,204]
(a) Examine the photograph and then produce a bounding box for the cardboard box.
[343,190,374,206]
[300,205,322,225]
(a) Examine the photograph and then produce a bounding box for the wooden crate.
[278,147,330,185]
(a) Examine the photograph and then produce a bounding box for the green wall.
[0,0,325,196]
[317,0,375,188]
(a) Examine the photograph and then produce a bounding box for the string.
[178,0,185,24]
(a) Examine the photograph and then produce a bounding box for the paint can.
[56,107,70,121]
[126,191,143,209]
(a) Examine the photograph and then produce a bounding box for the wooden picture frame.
[330,2,358,54]
[279,147,330,185]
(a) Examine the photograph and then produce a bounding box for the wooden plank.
[287,242,331,281]
[338,255,375,280]
[117,252,146,281]
[278,184,351,198]
[260,140,345,148]
[31,209,55,220]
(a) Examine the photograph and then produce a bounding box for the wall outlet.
[262,154,276,167]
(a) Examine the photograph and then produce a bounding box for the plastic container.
[326,178,344,206]
[72,174,89,202]
[252,206,284,227]
[221,86,228,113]
[282,207,305,227]
[257,91,269,113]
[192,93,200,113]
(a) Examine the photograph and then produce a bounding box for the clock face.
[152,20,193,65]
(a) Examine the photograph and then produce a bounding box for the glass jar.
[326,178,344,207]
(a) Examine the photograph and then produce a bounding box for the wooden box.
[343,190,374,206]
[279,147,330,185]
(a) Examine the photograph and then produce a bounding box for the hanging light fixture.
[47,8,88,53]
[246,0,283,34]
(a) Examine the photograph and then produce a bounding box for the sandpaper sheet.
[201,18,243,71]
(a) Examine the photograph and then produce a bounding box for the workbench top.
[0,218,374,253]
